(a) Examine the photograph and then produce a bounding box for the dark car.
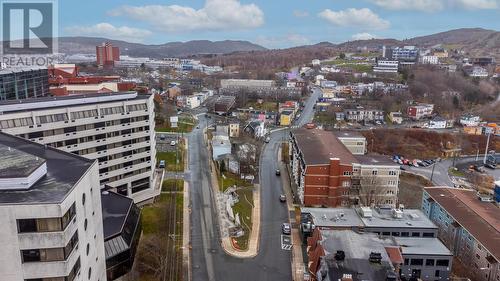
[275,169,281,176]
[279,194,286,202]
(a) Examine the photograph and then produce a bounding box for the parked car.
[282,223,291,235]
[159,135,166,141]
[275,169,281,176]
[265,137,271,143]
[158,160,166,168]
[170,140,176,146]
[279,194,286,202]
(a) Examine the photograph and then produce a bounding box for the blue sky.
[60,0,500,48]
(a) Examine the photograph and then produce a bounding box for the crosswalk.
[281,234,293,251]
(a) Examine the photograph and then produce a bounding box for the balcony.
[21,243,80,279]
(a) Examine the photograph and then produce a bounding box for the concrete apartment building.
[307,230,452,281]
[0,67,49,101]
[0,132,106,281]
[290,129,399,207]
[422,187,500,281]
[373,60,399,73]
[0,92,159,203]
[352,155,400,207]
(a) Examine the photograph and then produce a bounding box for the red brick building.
[96,42,120,67]
[289,129,358,207]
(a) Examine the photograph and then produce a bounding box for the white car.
[170,140,176,146]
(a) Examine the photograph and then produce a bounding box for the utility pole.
[475,143,479,162]
[430,161,436,182]
[483,131,491,165]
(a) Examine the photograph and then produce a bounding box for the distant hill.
[58,37,267,58]
[334,28,499,59]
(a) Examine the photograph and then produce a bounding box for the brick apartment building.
[289,129,357,206]
[289,128,399,207]
[96,42,120,67]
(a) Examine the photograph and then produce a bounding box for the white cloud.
[453,0,498,9]
[109,0,264,32]
[318,8,390,30]
[369,0,498,11]
[65,23,152,42]
[293,10,309,18]
[255,34,311,49]
[369,0,443,11]
[352,33,379,40]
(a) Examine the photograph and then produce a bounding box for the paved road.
[189,115,292,281]
[404,154,500,186]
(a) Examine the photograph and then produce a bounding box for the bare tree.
[358,175,389,207]
[135,235,170,280]
[467,172,495,195]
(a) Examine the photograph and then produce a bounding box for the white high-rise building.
[0,132,107,281]
[0,92,159,203]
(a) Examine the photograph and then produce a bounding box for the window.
[86,243,90,256]
[411,232,421,237]
[382,232,390,236]
[401,232,409,237]
[82,193,86,206]
[372,170,378,175]
[435,270,440,277]
[389,170,397,176]
[70,109,98,120]
[423,232,434,237]
[392,232,400,236]
[410,259,424,266]
[88,267,92,280]
[100,106,124,115]
[426,259,435,266]
[342,181,350,187]
[343,171,352,176]
[436,260,449,267]
[127,103,147,112]
[36,113,68,124]
[84,219,88,231]
[0,117,33,129]
[21,232,78,263]
[404,258,409,265]
[476,254,481,259]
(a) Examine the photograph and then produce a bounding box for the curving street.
[187,89,320,281]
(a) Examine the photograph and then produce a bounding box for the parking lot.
[156,133,179,152]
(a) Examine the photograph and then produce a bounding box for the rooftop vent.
[0,144,47,191]
[335,250,345,261]
[369,252,382,263]
[360,207,372,218]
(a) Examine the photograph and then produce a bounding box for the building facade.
[289,129,356,206]
[96,43,120,67]
[334,131,367,155]
[0,132,107,281]
[0,92,158,203]
[0,67,49,101]
[422,187,500,281]
[407,104,434,120]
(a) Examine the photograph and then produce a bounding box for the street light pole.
[430,162,436,182]
[483,132,491,165]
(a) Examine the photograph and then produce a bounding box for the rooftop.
[0,144,45,178]
[425,187,500,261]
[332,130,365,139]
[395,237,452,256]
[0,91,148,113]
[319,230,396,281]
[0,66,47,75]
[355,155,399,166]
[292,128,358,165]
[301,207,437,230]
[0,132,94,205]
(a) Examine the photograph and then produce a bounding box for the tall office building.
[0,91,159,203]
[0,132,107,281]
[96,43,120,67]
[0,67,49,101]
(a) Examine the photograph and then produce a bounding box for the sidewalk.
[278,145,305,281]
[209,157,261,258]
[182,180,191,281]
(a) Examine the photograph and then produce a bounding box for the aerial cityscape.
[0,0,499,281]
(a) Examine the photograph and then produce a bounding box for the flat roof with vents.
[0,132,94,205]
